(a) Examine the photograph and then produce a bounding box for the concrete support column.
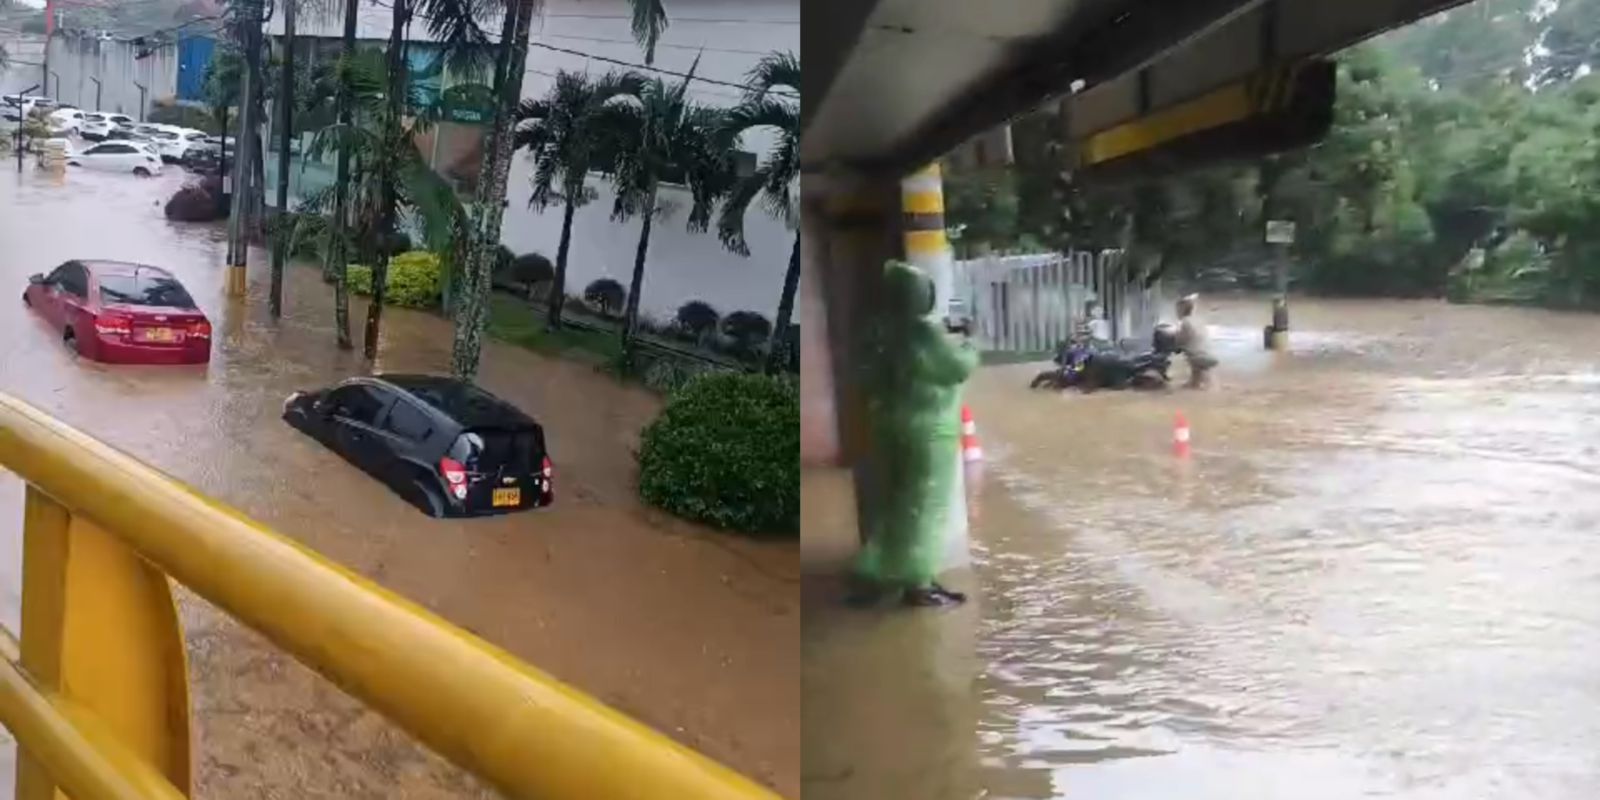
[900,163,969,572]
[799,167,973,576]
[801,174,980,800]
[800,170,900,572]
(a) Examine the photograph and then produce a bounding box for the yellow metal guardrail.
[0,392,778,800]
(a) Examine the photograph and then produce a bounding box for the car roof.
[358,374,537,429]
[75,260,175,279]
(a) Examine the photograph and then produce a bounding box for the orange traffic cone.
[1173,411,1192,458]
[961,405,984,462]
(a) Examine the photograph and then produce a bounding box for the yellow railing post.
[16,486,192,800]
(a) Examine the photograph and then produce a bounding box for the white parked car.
[65,141,163,176]
[80,112,135,141]
[48,108,86,135]
[145,126,208,163]
[1,94,48,122]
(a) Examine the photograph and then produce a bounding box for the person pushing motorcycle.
[1175,294,1218,389]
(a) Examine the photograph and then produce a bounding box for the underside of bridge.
[798,0,1473,568]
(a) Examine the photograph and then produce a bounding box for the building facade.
[264,0,799,324]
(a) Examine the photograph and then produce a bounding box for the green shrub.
[638,372,798,535]
[642,357,710,395]
[148,102,217,133]
[346,250,442,309]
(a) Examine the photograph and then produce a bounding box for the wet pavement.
[0,167,798,797]
[965,295,1600,799]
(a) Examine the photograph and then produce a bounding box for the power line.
[527,40,796,99]
[539,13,797,26]
[537,31,772,57]
[360,0,797,100]
[521,63,752,102]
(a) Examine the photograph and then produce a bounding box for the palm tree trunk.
[450,0,536,381]
[622,187,655,347]
[546,195,578,330]
[367,0,411,360]
[269,0,296,320]
[330,0,357,350]
[764,231,800,373]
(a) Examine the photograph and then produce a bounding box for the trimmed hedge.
[638,372,799,535]
[348,251,442,309]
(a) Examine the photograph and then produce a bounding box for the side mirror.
[27,273,45,285]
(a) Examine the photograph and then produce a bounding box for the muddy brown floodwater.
[0,169,798,798]
[962,295,1600,799]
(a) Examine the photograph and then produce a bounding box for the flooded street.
[967,295,1600,799]
[0,169,798,797]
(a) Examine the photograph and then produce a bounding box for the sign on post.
[1265,220,1296,244]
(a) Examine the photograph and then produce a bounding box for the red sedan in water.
[22,260,211,365]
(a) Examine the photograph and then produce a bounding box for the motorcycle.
[1030,323,1179,392]
[1029,340,1094,390]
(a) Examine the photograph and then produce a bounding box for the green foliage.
[347,251,442,309]
[637,372,799,535]
[675,300,719,336]
[147,103,217,133]
[944,169,1020,256]
[584,278,626,315]
[943,2,1600,310]
[721,310,771,354]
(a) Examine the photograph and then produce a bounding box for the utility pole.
[1263,219,1294,350]
[269,0,296,318]
[226,0,263,297]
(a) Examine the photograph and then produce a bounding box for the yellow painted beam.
[0,392,777,800]
[1083,81,1255,166]
[1081,64,1305,167]
[18,487,192,800]
[0,628,188,800]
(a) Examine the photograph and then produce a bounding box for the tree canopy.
[946,0,1600,308]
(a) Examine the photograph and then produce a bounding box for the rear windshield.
[448,428,541,473]
[98,274,196,308]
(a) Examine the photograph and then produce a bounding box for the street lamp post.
[7,84,39,173]
[134,82,148,121]
[89,76,102,111]
[48,71,60,100]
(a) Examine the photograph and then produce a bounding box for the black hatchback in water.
[282,374,553,517]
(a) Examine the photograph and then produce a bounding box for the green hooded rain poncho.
[853,260,978,591]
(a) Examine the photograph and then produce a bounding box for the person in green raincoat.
[851,260,979,607]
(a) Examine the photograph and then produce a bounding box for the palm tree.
[292,51,465,309]
[627,0,668,64]
[515,69,643,330]
[716,51,799,373]
[449,0,538,380]
[327,0,360,349]
[600,66,728,349]
[268,0,299,319]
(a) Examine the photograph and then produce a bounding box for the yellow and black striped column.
[900,162,970,574]
[901,163,954,322]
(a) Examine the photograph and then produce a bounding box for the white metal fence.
[954,250,1164,353]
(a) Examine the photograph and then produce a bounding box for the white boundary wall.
[955,250,1165,352]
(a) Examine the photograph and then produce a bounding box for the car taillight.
[542,455,553,479]
[94,313,131,337]
[188,319,211,339]
[439,457,469,500]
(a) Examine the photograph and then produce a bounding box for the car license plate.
[492,487,521,507]
[138,327,177,343]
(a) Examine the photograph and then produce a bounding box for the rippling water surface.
[967,296,1600,799]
